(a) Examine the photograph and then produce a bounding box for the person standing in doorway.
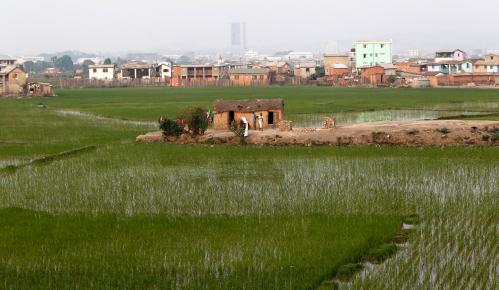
[258,113,264,131]
[252,112,257,130]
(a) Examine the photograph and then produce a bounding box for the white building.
[89,64,115,80]
[287,52,314,61]
[155,63,172,78]
[435,49,466,63]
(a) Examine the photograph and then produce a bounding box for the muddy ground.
[137,120,499,147]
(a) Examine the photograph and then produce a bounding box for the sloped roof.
[0,65,25,75]
[228,68,270,74]
[214,99,284,113]
[120,63,151,69]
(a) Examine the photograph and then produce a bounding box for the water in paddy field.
[291,110,494,128]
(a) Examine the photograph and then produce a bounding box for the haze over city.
[2,0,498,55]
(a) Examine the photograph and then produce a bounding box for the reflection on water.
[291,110,492,128]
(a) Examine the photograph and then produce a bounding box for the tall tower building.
[231,22,247,51]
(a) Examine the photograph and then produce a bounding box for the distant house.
[45,67,61,75]
[228,68,270,86]
[474,54,499,73]
[294,63,316,79]
[213,99,284,130]
[119,63,152,79]
[326,64,349,79]
[175,64,227,80]
[354,40,393,68]
[359,65,385,85]
[0,66,27,96]
[155,63,172,79]
[324,54,351,76]
[435,49,466,63]
[0,55,17,70]
[427,60,474,74]
[89,64,115,80]
[27,82,54,97]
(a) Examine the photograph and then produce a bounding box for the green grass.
[4,86,499,121]
[0,87,498,289]
[0,208,400,289]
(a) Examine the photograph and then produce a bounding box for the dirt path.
[137,120,499,147]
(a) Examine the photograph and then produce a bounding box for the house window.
[306,68,310,72]
[163,69,169,73]
[234,75,239,80]
[259,75,264,80]
[490,66,494,69]
[103,68,108,73]
[363,45,367,49]
[363,54,367,58]
[380,44,384,48]
[93,69,97,73]
[252,75,257,80]
[13,74,18,79]
[375,54,378,57]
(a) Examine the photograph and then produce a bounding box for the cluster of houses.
[1,55,53,97]
[2,41,499,96]
[83,41,498,88]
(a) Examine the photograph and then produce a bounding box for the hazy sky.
[2,0,498,55]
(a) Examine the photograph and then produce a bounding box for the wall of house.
[1,68,27,95]
[324,55,350,75]
[355,42,392,68]
[229,73,269,86]
[89,67,115,80]
[294,67,316,79]
[213,109,283,130]
[158,65,172,78]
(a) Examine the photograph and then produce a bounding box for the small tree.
[159,119,183,137]
[179,107,208,136]
[103,58,112,65]
[230,120,246,145]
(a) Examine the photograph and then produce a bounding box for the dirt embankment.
[136,120,499,147]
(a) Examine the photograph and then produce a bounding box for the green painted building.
[354,40,393,68]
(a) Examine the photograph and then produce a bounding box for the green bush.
[436,127,451,134]
[492,132,499,142]
[482,134,490,141]
[179,107,208,136]
[159,119,183,137]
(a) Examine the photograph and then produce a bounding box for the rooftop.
[214,99,284,113]
[228,68,270,74]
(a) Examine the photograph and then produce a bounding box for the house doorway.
[228,111,235,126]
[268,112,274,125]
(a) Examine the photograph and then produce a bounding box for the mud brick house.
[359,65,385,85]
[228,68,270,86]
[213,99,284,130]
[27,82,54,97]
[0,66,27,96]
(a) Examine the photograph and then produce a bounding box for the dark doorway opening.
[268,112,274,125]
[229,111,235,126]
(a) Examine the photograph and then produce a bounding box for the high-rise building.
[231,22,247,50]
